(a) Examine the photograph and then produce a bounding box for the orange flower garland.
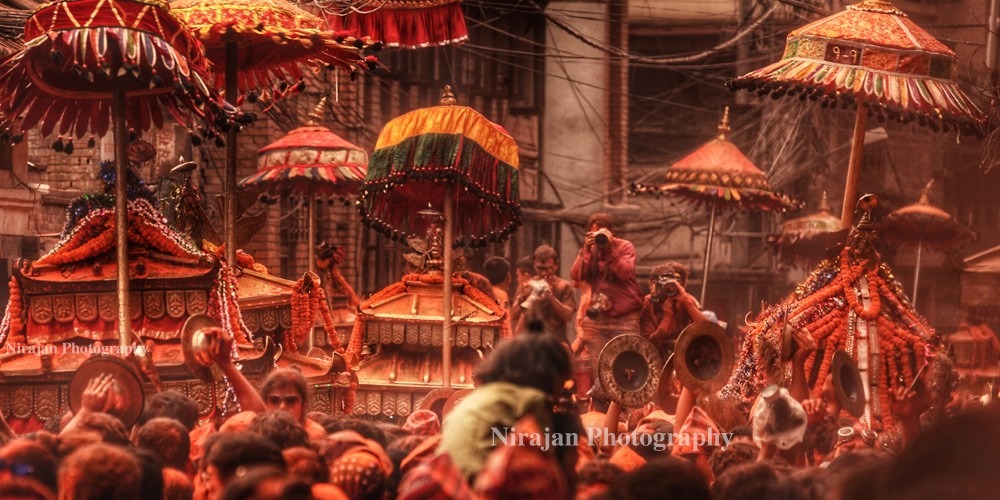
[0,276,25,345]
[729,243,933,428]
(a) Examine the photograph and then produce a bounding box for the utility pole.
[606,0,629,206]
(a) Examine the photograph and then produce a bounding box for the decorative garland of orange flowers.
[288,277,345,354]
[0,276,25,345]
[725,244,932,428]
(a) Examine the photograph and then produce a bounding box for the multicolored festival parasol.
[241,96,368,274]
[771,192,843,267]
[633,108,798,304]
[0,0,230,347]
[326,0,468,49]
[172,0,372,269]
[729,0,986,230]
[880,180,975,305]
[358,86,520,388]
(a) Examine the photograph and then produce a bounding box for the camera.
[593,228,612,247]
[520,279,551,309]
[586,292,612,319]
[652,272,681,302]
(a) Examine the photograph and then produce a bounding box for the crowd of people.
[0,212,998,499]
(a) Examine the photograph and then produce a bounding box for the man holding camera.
[639,262,706,357]
[511,245,577,341]
[571,213,644,374]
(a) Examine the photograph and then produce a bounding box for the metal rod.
[224,41,239,268]
[840,105,868,230]
[912,237,923,306]
[442,184,455,389]
[699,201,717,306]
[112,80,131,349]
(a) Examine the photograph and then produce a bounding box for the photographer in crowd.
[639,262,706,357]
[511,245,577,341]
[571,213,644,375]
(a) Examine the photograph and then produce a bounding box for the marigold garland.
[724,243,933,428]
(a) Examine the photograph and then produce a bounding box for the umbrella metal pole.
[912,238,923,306]
[442,184,455,389]
[112,81,131,349]
[224,41,239,268]
[700,201,717,306]
[840,105,869,230]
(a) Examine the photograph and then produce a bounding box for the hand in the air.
[791,325,817,362]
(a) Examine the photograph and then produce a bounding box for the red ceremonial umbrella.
[240,96,368,274]
[729,0,986,230]
[172,0,372,269]
[325,0,468,49]
[0,0,229,347]
[880,179,975,305]
[358,86,520,388]
[633,108,798,304]
[772,192,843,267]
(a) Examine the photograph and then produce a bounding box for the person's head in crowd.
[219,466,297,500]
[132,449,165,500]
[884,406,1000,500]
[727,425,753,446]
[607,457,710,500]
[259,369,309,423]
[320,418,387,450]
[588,212,614,233]
[247,411,309,450]
[322,431,391,500]
[712,461,782,500]
[65,411,129,446]
[376,422,410,446]
[140,391,200,431]
[385,434,425,496]
[708,442,760,480]
[198,432,285,500]
[218,411,258,435]
[577,459,624,499]
[698,393,744,433]
[282,446,327,485]
[58,443,141,500]
[54,431,102,459]
[474,328,573,397]
[629,420,673,460]
[19,432,58,459]
[787,468,829,500]
[0,476,55,500]
[649,262,690,294]
[0,439,58,495]
[401,410,440,437]
[802,416,840,466]
[162,467,194,500]
[136,417,191,471]
[42,414,64,436]
[533,245,561,280]
[515,256,534,286]
[483,256,511,288]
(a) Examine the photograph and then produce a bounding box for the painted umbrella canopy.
[172,0,372,96]
[729,0,986,136]
[358,102,520,247]
[633,109,799,213]
[0,0,228,141]
[326,0,468,49]
[881,181,975,251]
[241,102,368,199]
[772,193,844,266]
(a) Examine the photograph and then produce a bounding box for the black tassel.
[191,134,202,147]
[214,137,225,148]
[11,134,23,144]
[64,140,74,155]
[87,136,96,148]
[246,91,259,103]
[353,39,365,49]
[52,137,64,152]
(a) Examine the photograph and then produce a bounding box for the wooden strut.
[840,105,869,230]
[112,80,130,349]
[224,40,239,270]
[442,184,455,389]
